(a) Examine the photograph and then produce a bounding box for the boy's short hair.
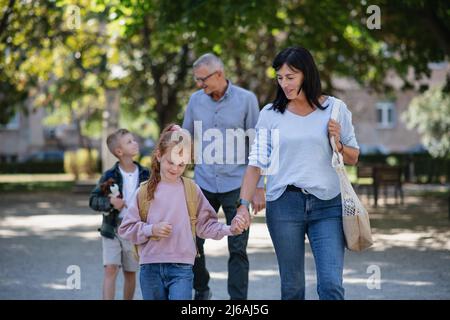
[107,128,130,157]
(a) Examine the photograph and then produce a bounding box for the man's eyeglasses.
[194,71,218,83]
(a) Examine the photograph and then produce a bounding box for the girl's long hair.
[146,124,191,201]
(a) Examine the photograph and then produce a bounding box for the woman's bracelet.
[338,142,344,153]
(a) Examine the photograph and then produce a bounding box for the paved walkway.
[0,189,449,300]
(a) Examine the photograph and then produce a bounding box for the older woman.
[236,46,360,300]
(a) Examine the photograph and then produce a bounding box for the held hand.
[328,119,341,148]
[230,215,245,235]
[236,205,251,230]
[152,222,173,238]
[109,195,126,210]
[251,188,266,215]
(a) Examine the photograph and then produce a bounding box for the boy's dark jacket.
[89,161,150,239]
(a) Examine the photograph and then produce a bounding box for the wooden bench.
[356,164,375,202]
[356,163,404,207]
[373,165,404,207]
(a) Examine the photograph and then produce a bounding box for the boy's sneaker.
[194,289,212,300]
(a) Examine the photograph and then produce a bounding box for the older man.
[182,53,265,300]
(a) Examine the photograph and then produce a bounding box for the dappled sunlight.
[210,269,279,282]
[2,207,69,216]
[204,222,275,257]
[0,230,28,237]
[8,243,30,253]
[362,194,447,209]
[344,277,434,287]
[249,270,279,279]
[0,214,101,239]
[0,279,23,286]
[203,237,229,258]
[75,200,89,207]
[371,229,450,251]
[247,223,274,253]
[361,192,450,253]
[0,192,91,216]
[246,246,275,254]
[37,202,52,209]
[369,214,414,221]
[35,230,99,240]
[1,190,449,299]
[343,262,391,277]
[209,271,228,280]
[41,283,70,290]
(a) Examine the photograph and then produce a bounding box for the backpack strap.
[181,176,200,257]
[137,180,150,222]
[181,176,198,237]
[134,177,200,258]
[137,180,160,241]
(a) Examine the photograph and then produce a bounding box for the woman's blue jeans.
[266,186,345,300]
[140,263,193,300]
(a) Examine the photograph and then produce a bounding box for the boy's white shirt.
[118,165,139,219]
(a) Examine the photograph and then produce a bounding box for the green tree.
[0,0,65,124]
[402,87,450,158]
[158,0,450,102]
[402,85,450,216]
[1,0,449,134]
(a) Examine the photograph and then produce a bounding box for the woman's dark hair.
[271,46,325,113]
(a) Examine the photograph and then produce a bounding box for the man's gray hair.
[193,53,224,72]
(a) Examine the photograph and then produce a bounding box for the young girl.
[118,124,245,300]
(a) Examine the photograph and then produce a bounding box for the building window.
[376,101,395,129]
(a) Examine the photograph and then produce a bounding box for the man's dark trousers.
[193,187,249,300]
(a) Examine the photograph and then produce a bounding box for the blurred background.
[0,0,449,300]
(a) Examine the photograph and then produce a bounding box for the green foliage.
[139,155,151,169]
[0,0,449,138]
[0,0,65,123]
[64,148,100,178]
[402,87,450,158]
[386,156,400,166]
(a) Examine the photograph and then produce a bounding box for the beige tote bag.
[330,100,373,252]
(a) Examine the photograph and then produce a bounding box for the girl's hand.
[328,119,342,148]
[230,215,245,235]
[152,222,173,238]
[236,205,251,230]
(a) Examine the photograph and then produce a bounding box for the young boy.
[89,129,150,300]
